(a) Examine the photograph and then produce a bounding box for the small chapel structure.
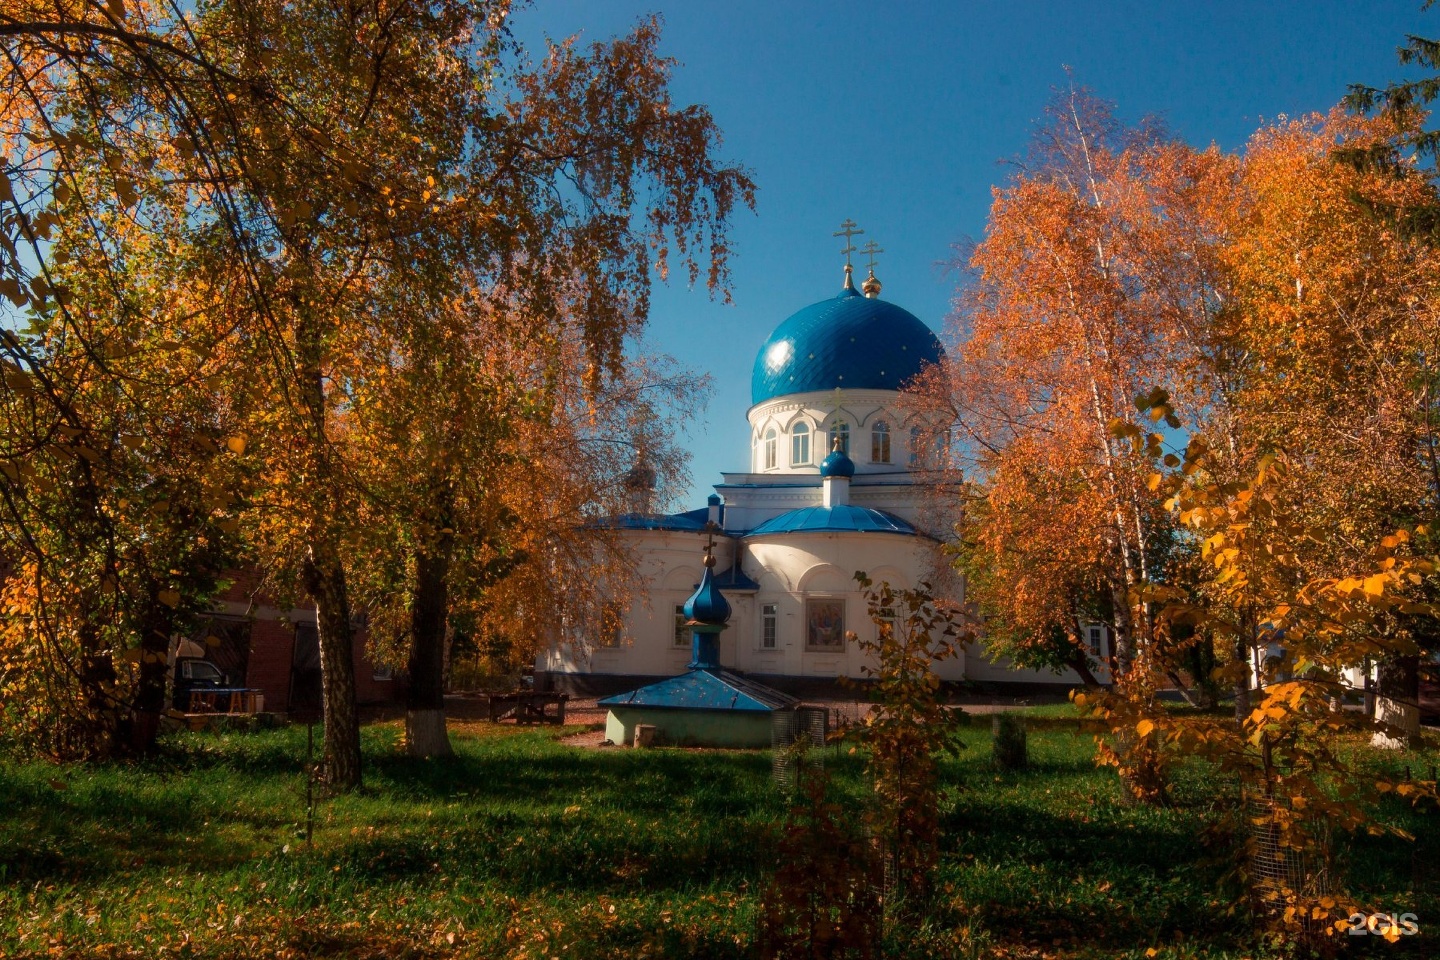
[536,228,1097,694]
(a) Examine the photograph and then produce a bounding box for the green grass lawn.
[0,715,1434,959]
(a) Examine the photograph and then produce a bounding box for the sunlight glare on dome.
[764,339,793,374]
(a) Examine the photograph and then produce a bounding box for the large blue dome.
[750,282,945,406]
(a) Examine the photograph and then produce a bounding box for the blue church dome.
[819,447,856,478]
[751,277,945,406]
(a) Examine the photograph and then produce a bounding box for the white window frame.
[760,602,779,650]
[674,604,690,647]
[791,422,811,466]
[597,603,625,648]
[1086,624,1106,658]
[763,428,777,470]
[871,420,891,463]
[876,605,897,641]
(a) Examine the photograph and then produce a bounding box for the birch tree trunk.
[406,533,454,758]
[303,549,362,788]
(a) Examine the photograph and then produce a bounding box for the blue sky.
[512,0,1433,506]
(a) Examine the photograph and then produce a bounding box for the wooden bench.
[184,688,264,715]
[486,691,569,725]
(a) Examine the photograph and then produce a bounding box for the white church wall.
[742,532,966,681]
[540,528,731,678]
[747,389,911,476]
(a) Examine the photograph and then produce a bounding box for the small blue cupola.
[684,541,731,669]
[819,437,855,507]
[819,443,856,479]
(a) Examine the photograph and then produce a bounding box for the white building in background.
[537,260,1094,694]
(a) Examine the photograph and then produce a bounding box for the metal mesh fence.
[771,706,828,790]
[1246,793,1333,931]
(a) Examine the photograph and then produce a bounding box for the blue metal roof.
[711,564,761,591]
[751,283,945,405]
[599,512,708,532]
[598,668,798,712]
[746,504,918,536]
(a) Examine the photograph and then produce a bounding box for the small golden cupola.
[859,239,883,298]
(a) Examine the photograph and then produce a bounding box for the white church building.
[536,259,1095,695]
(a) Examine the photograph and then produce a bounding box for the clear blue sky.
[512,0,1432,507]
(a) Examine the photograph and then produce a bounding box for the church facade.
[536,262,1094,694]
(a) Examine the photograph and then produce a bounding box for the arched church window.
[763,428,777,470]
[791,422,811,466]
[829,420,849,455]
[871,420,891,463]
[908,426,923,467]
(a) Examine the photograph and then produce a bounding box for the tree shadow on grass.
[940,797,1231,949]
[364,737,787,820]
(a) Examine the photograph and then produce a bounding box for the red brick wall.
[245,617,298,713]
[213,566,401,714]
[353,629,400,706]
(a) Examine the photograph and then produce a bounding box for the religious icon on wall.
[806,599,845,650]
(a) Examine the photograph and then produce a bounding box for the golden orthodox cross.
[832,218,864,268]
[859,239,884,272]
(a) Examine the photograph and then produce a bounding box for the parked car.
[171,657,228,711]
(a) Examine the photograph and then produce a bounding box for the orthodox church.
[536,240,1091,695]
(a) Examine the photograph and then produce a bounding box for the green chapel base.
[597,667,798,748]
[605,705,775,749]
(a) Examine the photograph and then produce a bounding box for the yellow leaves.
[1362,574,1387,599]
[1135,719,1155,738]
[1106,417,1139,440]
[1380,530,1409,549]
[225,435,247,455]
[156,589,180,608]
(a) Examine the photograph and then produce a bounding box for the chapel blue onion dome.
[683,552,732,626]
[750,278,946,405]
[819,446,856,478]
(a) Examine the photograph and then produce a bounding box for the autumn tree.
[1209,111,1440,746]
[1072,108,1440,929]
[344,288,706,757]
[916,87,1229,709]
[0,4,752,780]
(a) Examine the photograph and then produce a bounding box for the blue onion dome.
[751,273,946,405]
[683,549,732,626]
[819,440,856,478]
